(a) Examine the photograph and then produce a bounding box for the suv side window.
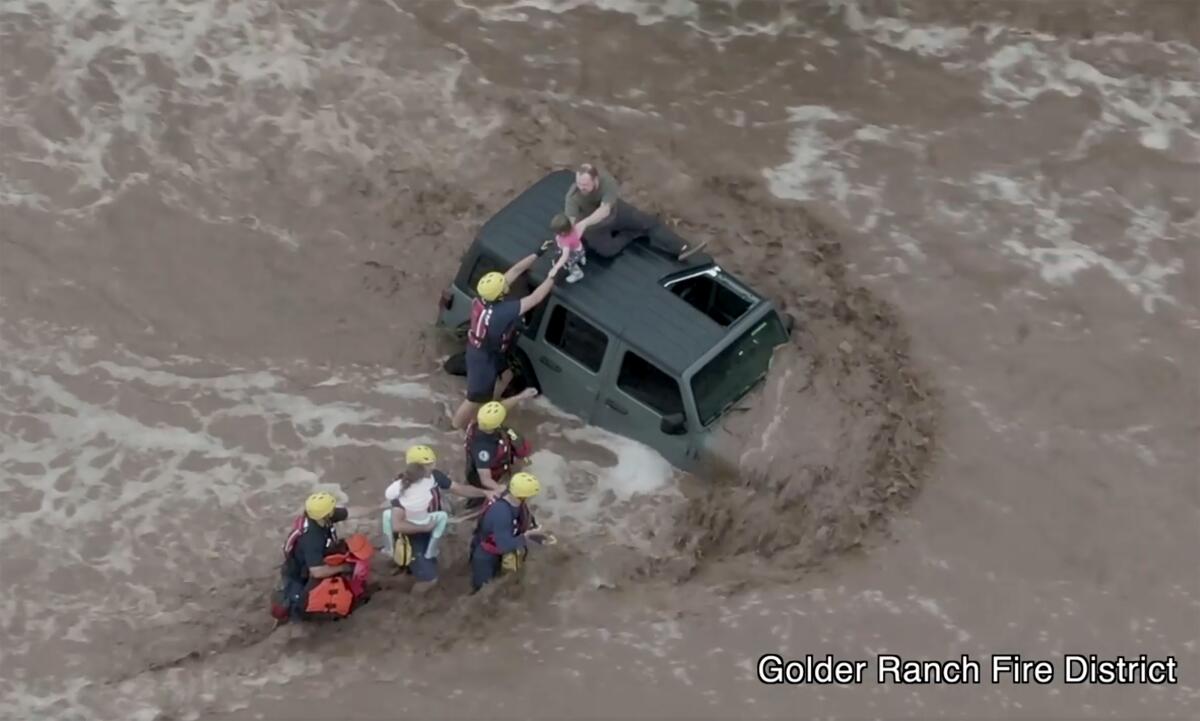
[544,304,608,373]
[466,252,543,338]
[617,351,684,416]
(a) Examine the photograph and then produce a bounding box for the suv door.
[593,348,694,468]
[531,300,611,422]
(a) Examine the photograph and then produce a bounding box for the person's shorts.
[406,533,438,582]
[465,347,509,403]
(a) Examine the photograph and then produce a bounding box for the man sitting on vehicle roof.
[451,248,569,430]
[565,163,707,261]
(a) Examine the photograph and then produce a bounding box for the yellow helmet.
[509,472,540,499]
[305,491,337,520]
[405,444,436,466]
[477,401,507,431]
[476,272,508,302]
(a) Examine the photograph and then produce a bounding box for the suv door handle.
[538,356,562,373]
[605,399,628,415]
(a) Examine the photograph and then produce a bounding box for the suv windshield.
[691,313,788,426]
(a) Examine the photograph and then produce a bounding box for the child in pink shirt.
[549,213,586,283]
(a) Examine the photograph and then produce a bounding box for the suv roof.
[473,170,769,376]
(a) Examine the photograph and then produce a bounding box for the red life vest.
[468,298,518,353]
[282,513,339,558]
[475,496,534,555]
[275,515,361,621]
[464,424,531,481]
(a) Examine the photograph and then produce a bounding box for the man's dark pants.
[581,201,687,259]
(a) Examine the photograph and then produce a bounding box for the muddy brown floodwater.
[1,1,1197,720]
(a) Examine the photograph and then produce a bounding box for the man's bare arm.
[385,507,424,536]
[449,480,492,498]
[575,202,612,233]
[517,252,568,315]
[503,253,539,286]
[475,468,504,492]
[575,172,619,232]
[308,563,352,578]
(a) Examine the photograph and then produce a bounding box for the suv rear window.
[691,313,788,425]
[617,352,683,417]
[545,304,608,373]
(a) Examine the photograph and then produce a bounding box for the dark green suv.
[437,170,791,471]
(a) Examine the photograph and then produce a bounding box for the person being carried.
[381,444,494,593]
[564,163,707,261]
[451,248,569,430]
[272,491,374,623]
[468,472,554,593]
[547,213,586,284]
[463,399,535,512]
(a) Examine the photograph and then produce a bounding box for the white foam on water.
[0,677,92,721]
[515,416,681,552]
[835,0,971,58]
[977,41,1200,157]
[760,10,1197,315]
[528,395,583,423]
[762,105,903,242]
[374,381,445,401]
[0,0,503,236]
[558,425,677,499]
[220,392,435,445]
[454,0,813,49]
[452,0,700,26]
[2,368,266,536]
[1,318,690,714]
[972,172,1185,313]
[536,88,667,120]
[741,363,793,467]
[90,359,281,392]
[0,321,468,713]
[522,446,679,550]
[761,105,856,203]
[0,174,51,210]
[313,375,350,388]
